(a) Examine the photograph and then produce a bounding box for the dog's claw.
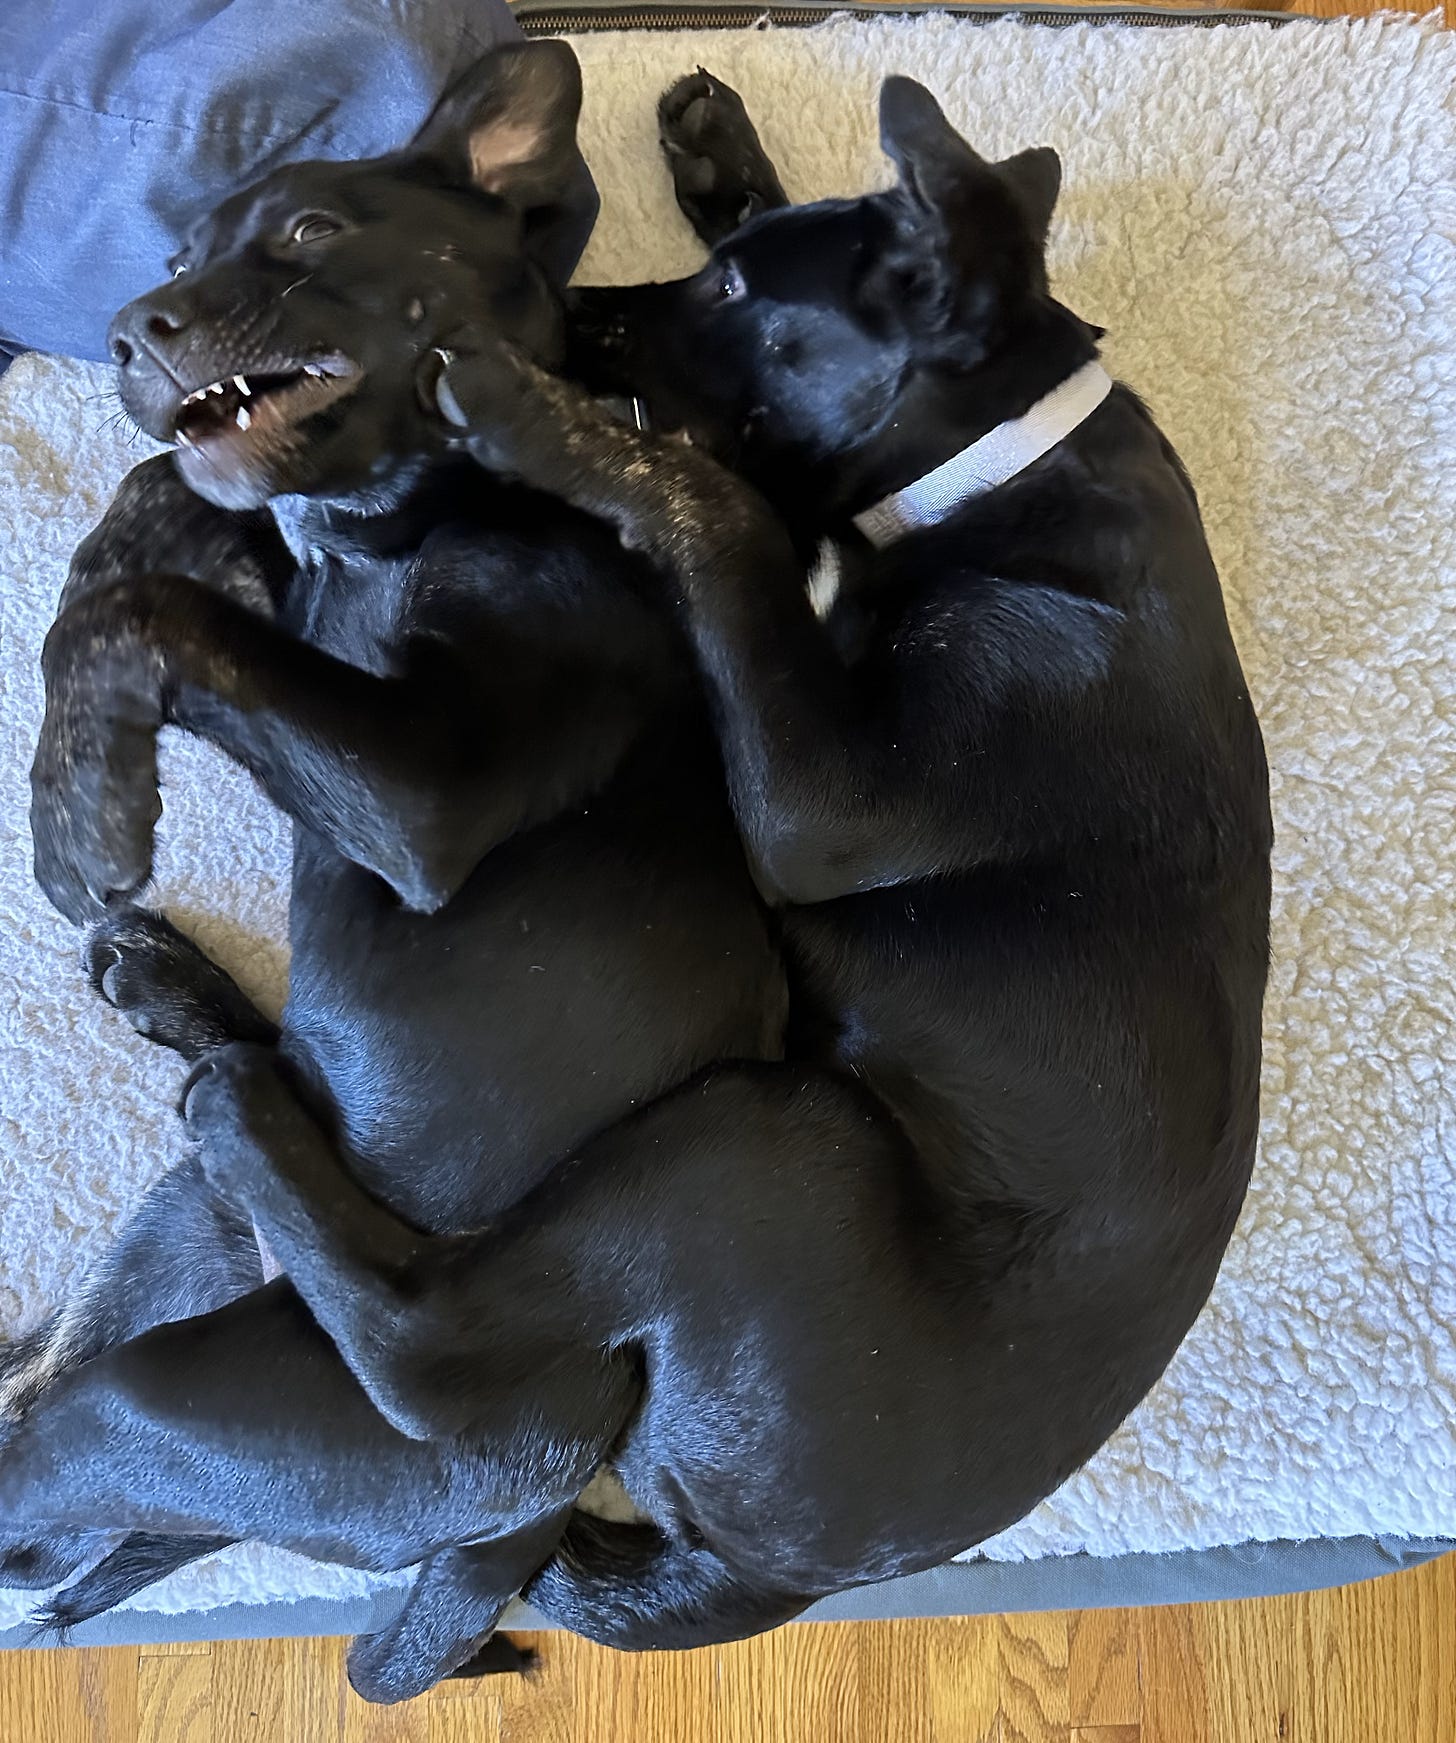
[180,1056,218,1121]
[181,1042,275,1153]
[433,359,470,429]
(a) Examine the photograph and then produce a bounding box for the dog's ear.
[997,146,1061,246]
[879,77,990,221]
[876,78,1058,345]
[409,42,596,282]
[412,42,582,206]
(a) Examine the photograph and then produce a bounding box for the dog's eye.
[716,263,746,303]
[291,215,341,247]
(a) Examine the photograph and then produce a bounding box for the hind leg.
[0,908,274,1587]
[658,69,790,245]
[0,1155,262,1432]
[1,904,275,1428]
[183,1044,644,1452]
[0,1283,629,1588]
[0,1155,261,1589]
[0,1159,262,1596]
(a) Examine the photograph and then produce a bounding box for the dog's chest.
[287,548,425,675]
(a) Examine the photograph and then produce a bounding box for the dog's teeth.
[304,363,323,378]
[234,375,250,396]
[208,382,225,396]
[235,405,252,431]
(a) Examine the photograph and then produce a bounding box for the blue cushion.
[0,0,521,361]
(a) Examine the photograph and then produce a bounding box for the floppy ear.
[409,42,597,282]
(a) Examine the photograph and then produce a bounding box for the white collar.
[851,359,1113,550]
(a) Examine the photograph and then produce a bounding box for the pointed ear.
[997,146,1061,244]
[412,41,583,204]
[878,76,987,216]
[874,77,1060,347]
[408,42,596,281]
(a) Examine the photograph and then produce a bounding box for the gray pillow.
[0,0,522,362]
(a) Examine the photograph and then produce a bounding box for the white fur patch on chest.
[806,540,842,621]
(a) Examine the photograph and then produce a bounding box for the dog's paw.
[347,1624,435,1705]
[87,907,275,1060]
[658,69,788,245]
[429,338,537,458]
[180,1031,285,1157]
[30,602,167,926]
[30,717,160,927]
[430,340,616,493]
[347,1618,527,1704]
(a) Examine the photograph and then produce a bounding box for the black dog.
[4,64,1270,1699]
[5,43,783,1691]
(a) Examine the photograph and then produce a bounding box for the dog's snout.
[108,293,193,370]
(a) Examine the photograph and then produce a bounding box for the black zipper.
[514,4,1303,34]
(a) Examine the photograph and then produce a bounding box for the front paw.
[30,714,160,926]
[658,68,787,244]
[88,905,277,1058]
[428,339,614,493]
[29,598,165,925]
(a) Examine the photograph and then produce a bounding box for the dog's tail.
[523,1513,810,1651]
[37,1533,236,1632]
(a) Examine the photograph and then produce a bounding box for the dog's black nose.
[108,293,192,369]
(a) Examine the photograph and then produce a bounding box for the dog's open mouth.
[173,355,361,452]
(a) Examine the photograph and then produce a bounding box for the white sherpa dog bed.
[1,11,1454,1638]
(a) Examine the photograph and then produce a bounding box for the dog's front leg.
[56,452,294,620]
[33,552,663,926]
[31,571,502,923]
[436,347,970,905]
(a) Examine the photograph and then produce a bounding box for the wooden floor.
[6,0,1451,1737]
[1,1549,1451,1742]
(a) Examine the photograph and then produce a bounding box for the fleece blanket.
[1,14,1454,1624]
